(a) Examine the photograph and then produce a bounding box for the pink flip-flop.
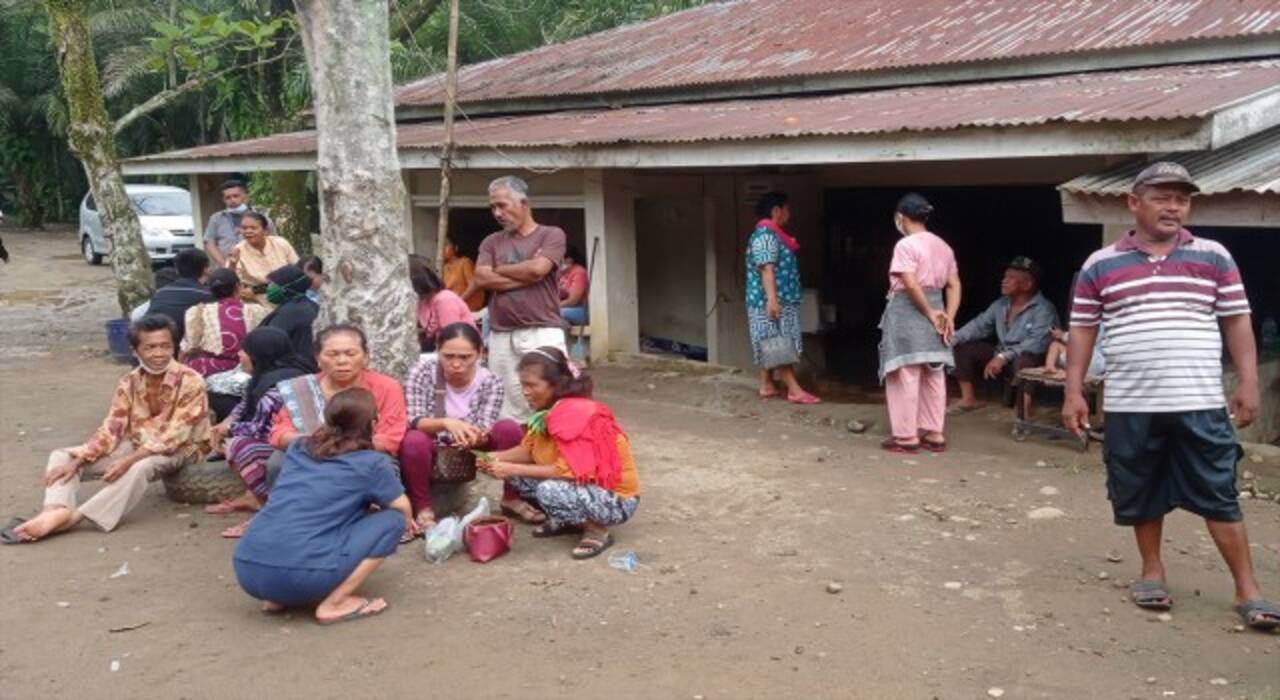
[787,392,821,405]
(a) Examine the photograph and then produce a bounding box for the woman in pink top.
[409,254,478,351]
[878,193,962,453]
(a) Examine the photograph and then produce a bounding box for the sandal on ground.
[317,598,387,626]
[880,436,920,454]
[532,521,584,538]
[919,436,947,453]
[758,389,781,400]
[1,516,29,545]
[1130,579,1173,610]
[501,500,547,525]
[1235,599,1280,631]
[221,519,253,539]
[399,527,418,545]
[787,392,821,405]
[204,498,256,515]
[946,403,983,416]
[571,531,614,560]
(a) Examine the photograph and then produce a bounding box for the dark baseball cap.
[1132,161,1199,193]
[1005,256,1042,281]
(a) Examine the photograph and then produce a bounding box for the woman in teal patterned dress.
[745,191,820,404]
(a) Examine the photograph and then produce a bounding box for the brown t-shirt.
[477,224,566,331]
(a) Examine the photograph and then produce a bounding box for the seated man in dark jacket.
[147,249,213,346]
[949,256,1058,414]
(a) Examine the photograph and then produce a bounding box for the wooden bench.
[1013,367,1104,451]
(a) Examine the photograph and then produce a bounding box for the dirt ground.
[1,227,1278,699]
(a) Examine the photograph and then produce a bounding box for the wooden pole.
[434,0,460,270]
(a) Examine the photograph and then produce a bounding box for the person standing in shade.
[442,236,485,312]
[473,176,569,421]
[1063,162,1277,631]
[878,193,961,453]
[745,191,819,404]
[203,179,272,269]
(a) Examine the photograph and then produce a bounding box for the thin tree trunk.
[269,170,312,256]
[434,0,460,270]
[45,0,153,315]
[294,0,417,377]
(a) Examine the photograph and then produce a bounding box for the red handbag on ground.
[464,516,513,563]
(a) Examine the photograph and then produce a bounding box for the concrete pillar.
[1102,223,1129,246]
[584,169,639,361]
[188,173,225,250]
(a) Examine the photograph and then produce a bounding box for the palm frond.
[102,44,156,98]
[88,5,157,39]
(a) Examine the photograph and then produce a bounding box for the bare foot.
[261,600,286,614]
[12,507,78,541]
[316,596,387,624]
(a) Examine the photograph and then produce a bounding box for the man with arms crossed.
[1063,162,1276,631]
[474,176,569,420]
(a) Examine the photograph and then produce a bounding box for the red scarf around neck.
[757,218,799,252]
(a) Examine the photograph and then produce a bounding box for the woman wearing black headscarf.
[206,327,313,534]
[261,265,320,373]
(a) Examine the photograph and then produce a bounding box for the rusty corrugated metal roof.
[128,60,1280,163]
[1061,126,1280,195]
[394,0,1280,107]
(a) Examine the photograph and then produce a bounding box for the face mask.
[266,283,290,305]
[138,358,173,375]
[228,203,248,214]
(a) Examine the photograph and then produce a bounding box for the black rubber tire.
[162,461,245,504]
[82,236,103,266]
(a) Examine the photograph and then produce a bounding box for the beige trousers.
[43,445,185,532]
[487,326,568,422]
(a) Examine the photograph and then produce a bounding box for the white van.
[79,184,197,265]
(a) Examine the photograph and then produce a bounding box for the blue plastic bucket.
[105,318,135,364]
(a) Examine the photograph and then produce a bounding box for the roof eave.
[394,34,1280,121]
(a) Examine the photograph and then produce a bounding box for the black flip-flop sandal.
[919,437,947,453]
[880,437,920,454]
[1,516,29,545]
[1236,599,1280,631]
[532,522,584,538]
[571,532,614,560]
[1130,579,1174,610]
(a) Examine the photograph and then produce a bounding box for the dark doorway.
[821,185,1100,385]
[444,208,586,261]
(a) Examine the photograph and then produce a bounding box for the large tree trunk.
[45,0,153,315]
[294,0,417,377]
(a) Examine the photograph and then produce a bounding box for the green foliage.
[3,0,708,227]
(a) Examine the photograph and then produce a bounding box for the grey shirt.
[953,291,1058,359]
[204,208,273,257]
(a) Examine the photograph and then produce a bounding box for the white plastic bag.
[423,497,490,563]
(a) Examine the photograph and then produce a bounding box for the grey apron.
[877,289,955,382]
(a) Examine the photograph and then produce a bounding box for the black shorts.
[1104,409,1243,526]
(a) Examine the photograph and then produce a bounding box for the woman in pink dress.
[408,254,477,352]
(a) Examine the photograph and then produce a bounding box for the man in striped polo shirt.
[1062,162,1275,631]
